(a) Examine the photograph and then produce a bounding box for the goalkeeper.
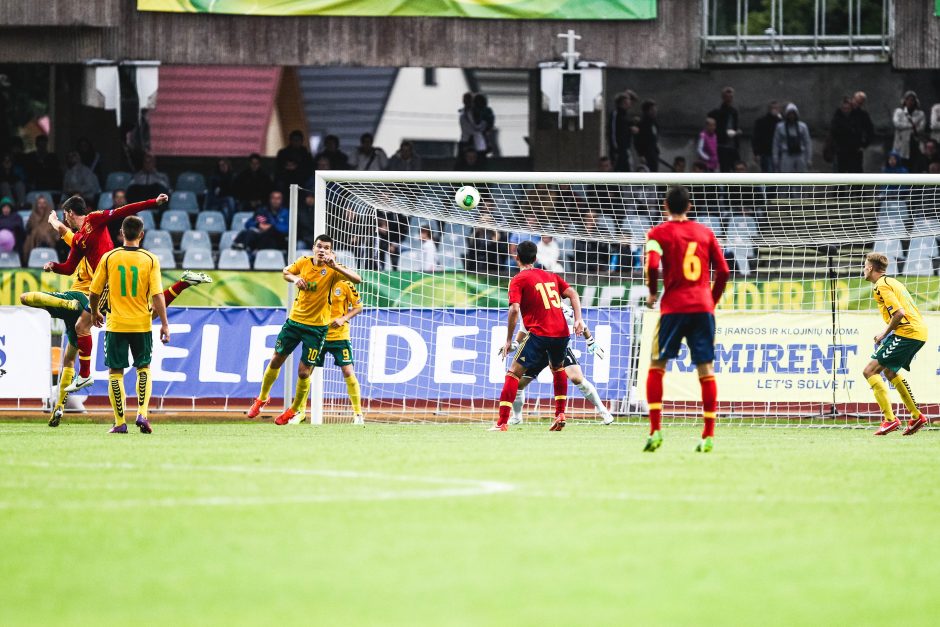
[504,302,613,425]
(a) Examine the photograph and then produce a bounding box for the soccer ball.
[454,185,480,210]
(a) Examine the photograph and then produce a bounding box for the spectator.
[508,212,541,262]
[233,153,274,211]
[830,96,865,173]
[752,100,781,173]
[608,91,638,172]
[734,161,749,173]
[314,135,350,170]
[457,92,478,165]
[276,130,315,184]
[893,91,927,172]
[573,210,609,274]
[930,161,940,175]
[274,157,309,196]
[456,147,483,171]
[708,86,740,172]
[635,100,660,172]
[883,150,909,175]
[297,192,316,248]
[880,151,909,205]
[691,160,708,173]
[24,135,61,191]
[472,93,497,160]
[126,152,170,203]
[206,158,238,220]
[419,226,438,272]
[22,193,57,264]
[536,235,564,272]
[75,137,102,184]
[106,189,127,246]
[696,117,719,172]
[234,190,287,252]
[773,103,812,173]
[62,150,100,199]
[923,140,940,166]
[850,91,875,165]
[387,141,423,171]
[463,213,507,276]
[0,196,23,255]
[598,155,614,172]
[672,156,686,173]
[375,210,409,269]
[0,152,25,206]
[350,133,388,171]
[930,101,940,143]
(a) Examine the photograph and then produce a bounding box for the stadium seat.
[27,247,58,268]
[151,247,177,269]
[25,191,55,211]
[170,191,199,215]
[195,211,227,234]
[872,239,904,275]
[105,171,132,192]
[218,230,240,250]
[397,249,423,271]
[97,191,113,210]
[293,248,313,259]
[16,210,29,228]
[217,248,251,270]
[144,230,173,250]
[175,171,207,195]
[0,251,20,268]
[725,216,757,276]
[160,210,191,234]
[253,249,285,270]
[182,248,215,270]
[138,210,157,231]
[333,249,356,269]
[230,211,254,230]
[697,215,724,239]
[180,230,212,252]
[904,236,938,276]
[878,200,909,229]
[622,216,650,241]
[440,251,463,270]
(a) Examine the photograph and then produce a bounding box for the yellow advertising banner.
[637,311,940,403]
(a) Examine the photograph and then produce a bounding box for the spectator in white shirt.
[62,150,100,199]
[350,133,389,171]
[419,226,438,272]
[537,235,565,272]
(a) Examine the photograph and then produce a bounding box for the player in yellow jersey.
[861,252,929,436]
[89,216,170,434]
[245,234,363,425]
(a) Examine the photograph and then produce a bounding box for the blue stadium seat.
[138,210,157,231]
[16,210,29,228]
[25,191,55,211]
[253,249,285,270]
[230,211,254,230]
[218,230,240,250]
[175,171,207,195]
[160,210,191,234]
[180,230,212,252]
[170,191,199,215]
[217,248,251,270]
[97,191,113,210]
[0,251,20,268]
[182,248,214,270]
[195,211,226,234]
[144,230,173,250]
[151,247,177,269]
[105,171,132,192]
[27,247,58,268]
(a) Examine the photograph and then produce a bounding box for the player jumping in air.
[644,185,730,453]
[89,216,170,434]
[491,239,585,432]
[861,252,928,436]
[21,210,211,427]
[246,235,362,425]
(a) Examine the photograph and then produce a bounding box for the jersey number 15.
[534,282,561,309]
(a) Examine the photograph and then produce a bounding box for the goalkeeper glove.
[586,336,606,359]
[498,340,520,358]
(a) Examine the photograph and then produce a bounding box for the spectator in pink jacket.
[697,117,719,172]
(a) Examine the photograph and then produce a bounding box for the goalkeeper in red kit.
[644,185,730,453]
[490,240,585,432]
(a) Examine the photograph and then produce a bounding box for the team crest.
[320,268,328,276]
[334,287,342,296]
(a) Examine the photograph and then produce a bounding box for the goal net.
[305,172,940,427]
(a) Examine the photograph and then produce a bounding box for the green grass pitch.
[2,422,939,626]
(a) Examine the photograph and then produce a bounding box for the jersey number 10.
[534,282,561,309]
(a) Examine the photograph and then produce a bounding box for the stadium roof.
[149,66,280,157]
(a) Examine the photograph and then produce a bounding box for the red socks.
[77,334,92,377]
[497,373,520,426]
[552,368,567,416]
[163,280,190,306]
[700,374,717,438]
[646,367,664,434]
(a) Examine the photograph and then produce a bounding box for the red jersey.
[50,199,158,276]
[645,219,730,314]
[508,267,571,337]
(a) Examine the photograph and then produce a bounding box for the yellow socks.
[867,375,896,422]
[890,375,921,419]
[136,368,152,418]
[290,376,311,413]
[345,374,362,414]
[57,367,75,409]
[108,373,126,426]
[21,292,80,311]
[259,365,280,402]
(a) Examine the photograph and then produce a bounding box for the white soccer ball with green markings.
[454,185,480,210]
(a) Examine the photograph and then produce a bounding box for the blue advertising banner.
[84,307,633,401]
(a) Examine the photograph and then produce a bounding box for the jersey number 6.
[683,242,702,281]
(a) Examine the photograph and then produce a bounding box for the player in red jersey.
[491,240,585,432]
[643,185,730,452]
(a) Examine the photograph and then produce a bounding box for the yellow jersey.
[90,246,163,333]
[872,276,927,341]
[61,229,94,295]
[285,257,349,327]
[325,280,364,341]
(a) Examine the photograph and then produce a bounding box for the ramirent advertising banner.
[82,307,631,400]
[0,307,51,399]
[137,0,657,19]
[637,311,940,403]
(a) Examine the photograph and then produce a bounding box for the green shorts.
[275,319,328,367]
[872,334,926,372]
[46,290,89,347]
[104,331,153,369]
[314,339,355,368]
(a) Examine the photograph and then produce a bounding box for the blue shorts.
[512,333,569,374]
[653,313,716,364]
[522,344,577,378]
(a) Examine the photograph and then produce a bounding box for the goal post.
[300,172,940,426]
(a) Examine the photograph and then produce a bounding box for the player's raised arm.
[98,194,167,226]
[283,265,308,290]
[46,240,84,275]
[327,255,363,284]
[709,231,731,305]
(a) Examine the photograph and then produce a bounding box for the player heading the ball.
[490,239,585,432]
[644,185,730,453]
